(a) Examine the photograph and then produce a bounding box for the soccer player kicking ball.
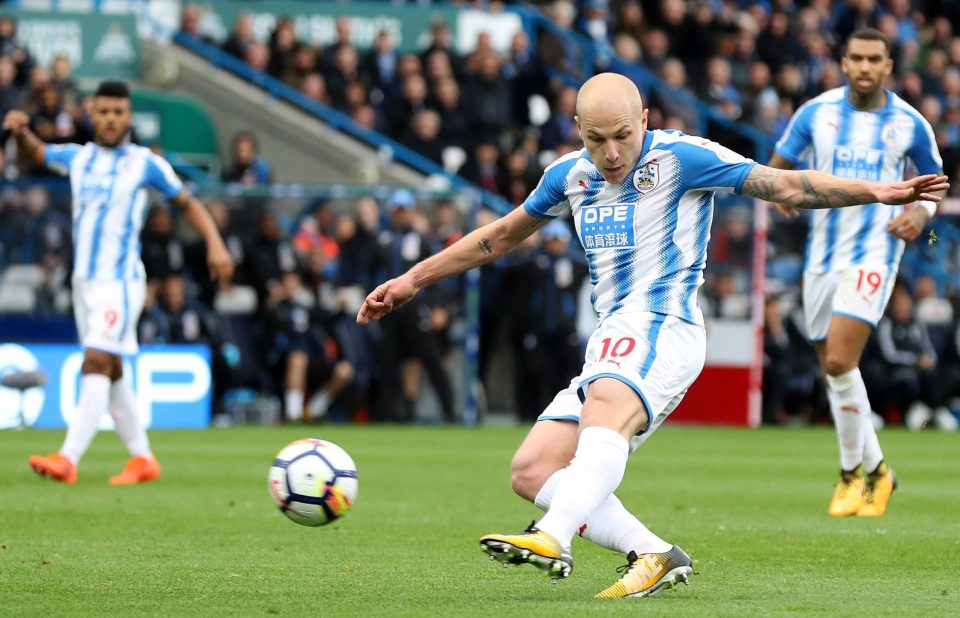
[357,73,947,598]
[3,82,234,484]
[767,29,944,518]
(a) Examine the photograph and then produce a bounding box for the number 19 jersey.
[775,86,941,275]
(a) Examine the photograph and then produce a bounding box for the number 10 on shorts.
[598,337,636,362]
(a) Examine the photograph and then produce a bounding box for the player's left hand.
[887,206,929,242]
[207,243,235,282]
[873,174,949,206]
[770,202,800,218]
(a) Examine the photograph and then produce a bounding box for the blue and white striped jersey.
[775,86,942,274]
[523,129,756,326]
[45,142,184,281]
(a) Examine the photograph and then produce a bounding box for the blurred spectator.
[292,200,339,264]
[221,131,272,186]
[340,80,370,117]
[222,13,255,61]
[364,29,399,100]
[248,211,298,301]
[641,28,671,74]
[432,77,468,149]
[502,220,587,421]
[614,0,645,44]
[373,190,455,423]
[463,53,512,145]
[266,17,301,84]
[322,16,355,72]
[139,276,239,415]
[179,4,214,44]
[28,85,78,145]
[300,73,330,105]
[141,207,185,282]
[420,20,461,75]
[460,141,501,194]
[287,45,320,89]
[539,86,578,152]
[188,200,250,305]
[504,31,545,128]
[0,16,34,86]
[702,56,742,120]
[332,201,378,289]
[833,0,882,45]
[49,55,79,111]
[762,295,791,425]
[325,45,367,109]
[652,58,699,132]
[384,74,429,137]
[400,109,444,165]
[757,10,802,73]
[263,271,354,422]
[424,48,456,88]
[870,283,955,430]
[140,274,217,344]
[0,56,22,119]
[244,41,270,74]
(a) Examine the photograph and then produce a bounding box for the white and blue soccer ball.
[268,438,359,527]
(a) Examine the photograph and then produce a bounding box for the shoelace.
[523,520,539,534]
[615,551,642,575]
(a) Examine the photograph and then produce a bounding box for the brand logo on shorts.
[633,161,659,193]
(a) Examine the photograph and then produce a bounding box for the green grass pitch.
[1,425,958,617]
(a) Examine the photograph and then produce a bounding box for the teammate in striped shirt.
[357,73,946,598]
[768,29,944,518]
[4,81,233,485]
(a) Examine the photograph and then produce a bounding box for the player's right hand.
[2,110,29,135]
[206,242,235,283]
[356,275,419,324]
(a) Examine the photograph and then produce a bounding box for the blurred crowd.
[180,1,960,199]
[0,177,595,425]
[5,1,960,427]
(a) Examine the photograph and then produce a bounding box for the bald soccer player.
[356,73,947,599]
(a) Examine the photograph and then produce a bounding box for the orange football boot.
[109,455,161,485]
[28,453,77,484]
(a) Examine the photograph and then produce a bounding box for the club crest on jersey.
[633,161,659,193]
[880,121,900,147]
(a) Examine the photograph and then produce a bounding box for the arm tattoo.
[741,165,780,201]
[521,218,550,232]
[478,238,494,255]
[743,166,873,209]
[794,173,831,209]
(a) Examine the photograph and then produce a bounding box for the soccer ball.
[268,438,359,527]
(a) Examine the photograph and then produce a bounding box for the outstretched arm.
[765,152,800,218]
[357,206,549,324]
[2,110,46,166]
[741,164,949,209]
[169,190,234,283]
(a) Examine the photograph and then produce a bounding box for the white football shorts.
[73,278,147,356]
[537,311,706,452]
[802,265,897,341]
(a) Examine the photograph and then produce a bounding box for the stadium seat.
[442,146,467,174]
[528,94,551,126]
[916,297,953,325]
[1,264,45,288]
[0,283,37,313]
[214,285,258,315]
